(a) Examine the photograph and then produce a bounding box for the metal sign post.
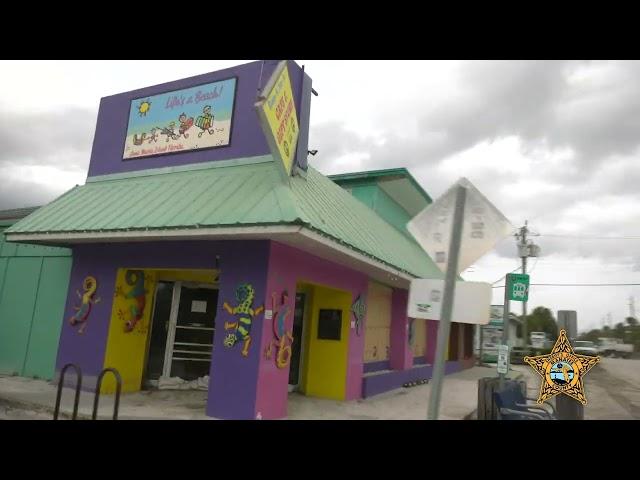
[499,277,511,388]
[427,184,467,420]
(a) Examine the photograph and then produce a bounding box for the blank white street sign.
[407,177,514,274]
[407,278,492,324]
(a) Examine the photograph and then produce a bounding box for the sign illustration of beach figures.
[122,77,237,159]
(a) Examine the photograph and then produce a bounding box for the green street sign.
[507,273,529,302]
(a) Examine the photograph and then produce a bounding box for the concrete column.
[389,288,413,370]
[207,242,270,420]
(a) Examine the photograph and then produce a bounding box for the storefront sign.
[123,77,238,160]
[255,60,300,177]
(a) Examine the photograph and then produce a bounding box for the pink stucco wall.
[254,241,369,419]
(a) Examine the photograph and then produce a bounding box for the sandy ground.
[0,364,512,420]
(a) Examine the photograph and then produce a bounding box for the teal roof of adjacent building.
[7,156,443,279]
[0,206,40,227]
[329,168,432,215]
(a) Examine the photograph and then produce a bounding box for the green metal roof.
[6,156,443,279]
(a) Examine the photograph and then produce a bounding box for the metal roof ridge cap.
[282,174,313,224]
[86,155,275,183]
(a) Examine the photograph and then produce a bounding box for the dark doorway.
[448,322,460,360]
[289,293,306,387]
[464,324,473,358]
[145,281,174,384]
[169,286,218,381]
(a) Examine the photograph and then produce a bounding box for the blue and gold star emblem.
[524,329,600,405]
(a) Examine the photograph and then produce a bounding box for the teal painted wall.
[348,185,413,237]
[0,227,72,379]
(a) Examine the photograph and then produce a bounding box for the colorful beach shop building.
[5,60,475,419]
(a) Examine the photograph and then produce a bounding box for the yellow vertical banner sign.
[255,60,300,177]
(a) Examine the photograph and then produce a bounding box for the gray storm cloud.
[0,107,96,169]
[308,60,640,268]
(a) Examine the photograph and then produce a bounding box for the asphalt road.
[583,357,640,419]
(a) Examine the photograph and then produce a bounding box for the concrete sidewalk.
[0,364,526,420]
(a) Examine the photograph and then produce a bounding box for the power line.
[491,265,522,285]
[537,233,640,240]
[493,283,640,288]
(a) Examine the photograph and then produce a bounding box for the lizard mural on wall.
[114,270,147,333]
[69,276,101,334]
[223,283,264,357]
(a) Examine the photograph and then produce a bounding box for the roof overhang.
[5,225,414,289]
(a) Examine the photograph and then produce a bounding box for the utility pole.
[516,221,539,349]
[629,296,636,320]
[520,222,528,346]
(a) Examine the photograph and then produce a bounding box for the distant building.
[474,305,523,362]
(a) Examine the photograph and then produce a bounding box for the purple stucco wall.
[363,360,391,373]
[57,251,117,387]
[362,361,466,398]
[206,241,270,420]
[87,60,306,178]
[254,242,369,419]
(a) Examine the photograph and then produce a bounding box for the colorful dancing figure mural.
[69,276,100,334]
[351,294,366,336]
[223,283,264,357]
[265,291,294,369]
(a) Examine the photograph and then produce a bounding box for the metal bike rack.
[54,363,82,420]
[53,364,122,420]
[92,368,123,420]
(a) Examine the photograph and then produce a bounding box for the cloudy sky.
[1,60,639,333]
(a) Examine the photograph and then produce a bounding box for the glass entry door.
[288,293,306,389]
[162,282,218,381]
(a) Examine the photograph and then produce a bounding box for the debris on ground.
[158,375,209,391]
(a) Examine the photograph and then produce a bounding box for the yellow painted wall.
[411,319,427,357]
[363,281,392,362]
[102,268,218,393]
[302,284,350,400]
[155,269,219,284]
[103,269,157,393]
